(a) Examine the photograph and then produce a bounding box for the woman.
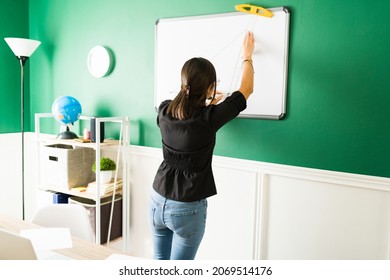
[149,31,255,260]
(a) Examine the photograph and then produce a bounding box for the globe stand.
[57,126,78,139]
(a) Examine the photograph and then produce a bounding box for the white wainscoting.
[17,133,390,259]
[126,145,390,260]
[0,133,23,218]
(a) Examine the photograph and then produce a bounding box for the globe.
[51,96,82,139]
[52,95,82,125]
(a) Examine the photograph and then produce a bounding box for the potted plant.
[92,157,116,184]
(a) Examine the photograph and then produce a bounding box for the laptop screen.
[0,228,37,260]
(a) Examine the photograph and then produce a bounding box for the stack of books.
[86,179,123,196]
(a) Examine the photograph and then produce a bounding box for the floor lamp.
[4,38,41,220]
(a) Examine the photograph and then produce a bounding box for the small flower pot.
[99,170,113,184]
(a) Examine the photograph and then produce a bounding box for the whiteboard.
[154,7,290,119]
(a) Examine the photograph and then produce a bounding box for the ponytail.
[167,57,216,120]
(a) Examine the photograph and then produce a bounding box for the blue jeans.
[148,189,207,260]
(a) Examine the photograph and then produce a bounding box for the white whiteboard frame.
[154,7,290,120]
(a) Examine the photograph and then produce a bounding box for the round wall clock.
[87,46,114,78]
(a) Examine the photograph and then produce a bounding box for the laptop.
[0,228,38,260]
[0,228,72,260]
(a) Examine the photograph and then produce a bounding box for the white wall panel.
[196,165,259,259]
[264,175,390,259]
[0,133,22,218]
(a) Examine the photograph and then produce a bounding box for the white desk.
[0,213,128,260]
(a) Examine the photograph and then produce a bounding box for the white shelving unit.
[34,113,130,251]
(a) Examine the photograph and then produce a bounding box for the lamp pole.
[19,56,28,220]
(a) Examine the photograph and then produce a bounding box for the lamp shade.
[4,37,41,57]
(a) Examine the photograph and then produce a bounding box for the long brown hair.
[167,57,217,120]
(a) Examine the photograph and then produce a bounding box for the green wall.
[25,0,390,178]
[0,0,29,132]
